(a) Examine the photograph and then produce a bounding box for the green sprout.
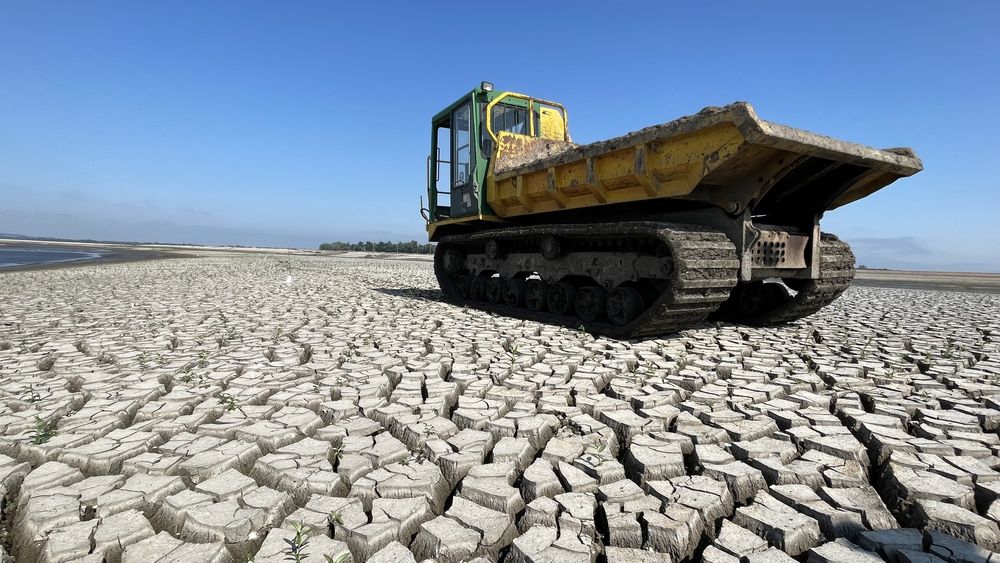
[32,417,58,445]
[283,522,312,562]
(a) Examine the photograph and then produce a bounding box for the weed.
[217,392,241,412]
[943,337,958,359]
[860,335,874,359]
[500,339,519,359]
[399,449,428,466]
[323,552,351,563]
[32,417,58,445]
[283,522,311,562]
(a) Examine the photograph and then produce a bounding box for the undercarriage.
[434,222,855,338]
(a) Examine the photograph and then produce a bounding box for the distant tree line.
[318,240,435,254]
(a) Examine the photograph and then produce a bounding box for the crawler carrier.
[422,83,922,338]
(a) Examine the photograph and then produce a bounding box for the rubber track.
[743,233,856,325]
[435,222,739,339]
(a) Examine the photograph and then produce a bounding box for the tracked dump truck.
[421,82,922,338]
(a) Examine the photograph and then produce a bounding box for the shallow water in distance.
[0,246,103,268]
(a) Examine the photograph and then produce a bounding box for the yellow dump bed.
[487,102,922,220]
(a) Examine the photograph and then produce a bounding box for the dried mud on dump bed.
[0,255,999,563]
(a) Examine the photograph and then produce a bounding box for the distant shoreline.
[853,269,1000,294]
[0,241,184,273]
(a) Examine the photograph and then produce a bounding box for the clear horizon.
[2,2,998,272]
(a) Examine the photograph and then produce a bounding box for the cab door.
[449,102,478,216]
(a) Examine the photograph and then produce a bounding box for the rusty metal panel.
[751,230,809,269]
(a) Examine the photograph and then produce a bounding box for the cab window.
[492,104,529,135]
[481,102,533,153]
[451,103,471,187]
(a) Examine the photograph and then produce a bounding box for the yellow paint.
[538,107,565,141]
[487,123,746,218]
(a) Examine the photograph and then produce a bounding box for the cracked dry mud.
[0,255,999,563]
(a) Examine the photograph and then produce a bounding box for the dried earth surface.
[0,254,998,562]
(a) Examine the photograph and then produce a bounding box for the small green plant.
[197,351,209,367]
[283,522,312,562]
[943,337,957,359]
[399,448,428,466]
[328,510,343,526]
[217,392,241,412]
[323,552,351,563]
[675,357,690,372]
[32,417,58,445]
[859,335,874,359]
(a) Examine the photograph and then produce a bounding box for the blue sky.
[1,2,997,271]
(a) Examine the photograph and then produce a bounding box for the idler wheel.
[607,286,644,326]
[575,285,607,322]
[546,282,577,316]
[485,239,502,260]
[485,276,504,304]
[540,236,562,260]
[734,282,790,316]
[503,279,526,307]
[469,275,489,301]
[443,247,465,276]
[525,279,548,311]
